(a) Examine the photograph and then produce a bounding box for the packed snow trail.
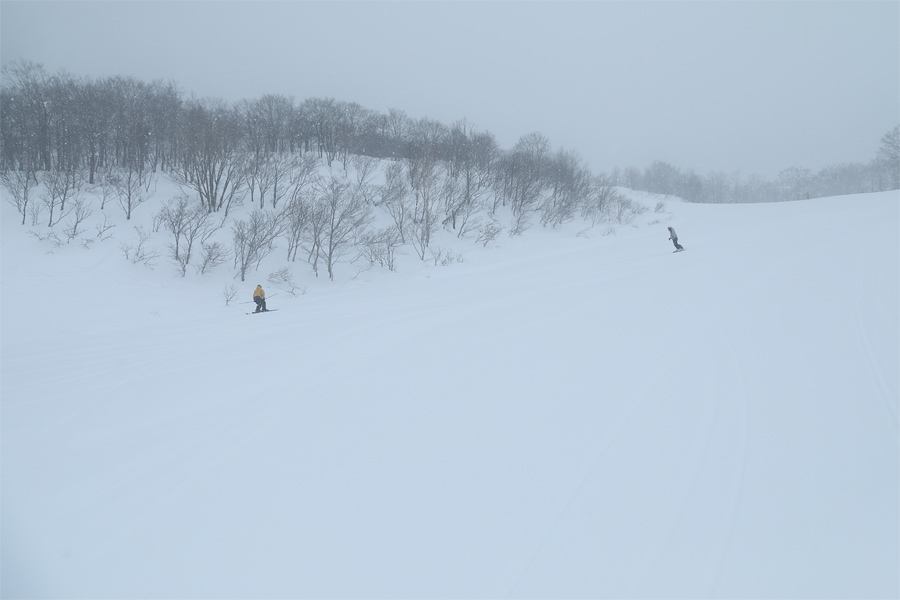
[2,192,897,598]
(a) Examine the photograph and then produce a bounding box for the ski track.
[501,244,753,598]
[501,324,677,596]
[851,214,900,428]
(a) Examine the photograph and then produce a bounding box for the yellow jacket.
[253,286,265,299]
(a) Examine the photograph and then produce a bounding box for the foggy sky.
[2,1,898,178]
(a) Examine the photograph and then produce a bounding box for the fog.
[2,0,898,177]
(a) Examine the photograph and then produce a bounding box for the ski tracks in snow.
[637,314,750,598]
[851,214,899,429]
[498,246,752,598]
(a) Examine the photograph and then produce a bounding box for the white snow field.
[2,182,898,598]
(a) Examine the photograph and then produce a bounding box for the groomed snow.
[2,179,898,598]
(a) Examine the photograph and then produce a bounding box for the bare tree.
[76,78,112,183]
[27,198,44,225]
[777,166,813,201]
[310,172,373,280]
[283,188,313,263]
[40,168,83,227]
[175,99,247,214]
[1,167,39,225]
[62,196,93,242]
[108,165,151,220]
[360,226,403,272]
[252,94,296,153]
[404,122,445,258]
[94,213,115,241]
[346,154,379,204]
[335,101,372,165]
[878,125,900,165]
[607,194,646,225]
[379,161,412,242]
[385,108,411,153]
[157,195,223,276]
[494,132,551,223]
[245,150,298,210]
[232,209,284,282]
[120,226,160,267]
[304,97,340,166]
[267,152,297,209]
[443,124,497,237]
[91,169,118,209]
[197,241,228,275]
[222,284,239,305]
[267,267,304,296]
[877,125,900,189]
[408,157,442,259]
[581,174,622,225]
[540,148,591,227]
[290,152,321,192]
[476,219,503,247]
[1,60,53,172]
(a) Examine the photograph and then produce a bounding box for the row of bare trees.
[1,62,608,232]
[614,126,899,203]
[224,152,626,281]
[1,161,155,229]
[2,60,510,179]
[3,61,627,282]
[8,59,893,217]
[5,142,630,282]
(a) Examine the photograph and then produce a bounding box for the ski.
[247,309,279,315]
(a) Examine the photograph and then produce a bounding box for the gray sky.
[2,1,898,178]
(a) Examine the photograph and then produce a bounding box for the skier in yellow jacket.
[252,285,267,313]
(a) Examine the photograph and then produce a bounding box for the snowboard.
[673,248,685,253]
[247,309,279,315]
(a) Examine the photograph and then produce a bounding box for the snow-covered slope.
[2,184,898,598]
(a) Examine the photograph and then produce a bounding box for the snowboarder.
[668,226,684,251]
[252,285,267,313]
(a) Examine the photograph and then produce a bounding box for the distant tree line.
[611,126,899,203]
[3,60,896,208]
[0,60,466,176]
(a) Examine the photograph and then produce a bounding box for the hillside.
[2,178,898,598]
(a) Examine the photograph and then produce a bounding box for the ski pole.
[242,293,277,304]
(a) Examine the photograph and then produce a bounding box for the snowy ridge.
[2,186,898,598]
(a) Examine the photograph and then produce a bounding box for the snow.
[2,175,898,598]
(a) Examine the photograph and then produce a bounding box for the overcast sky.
[2,1,898,178]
